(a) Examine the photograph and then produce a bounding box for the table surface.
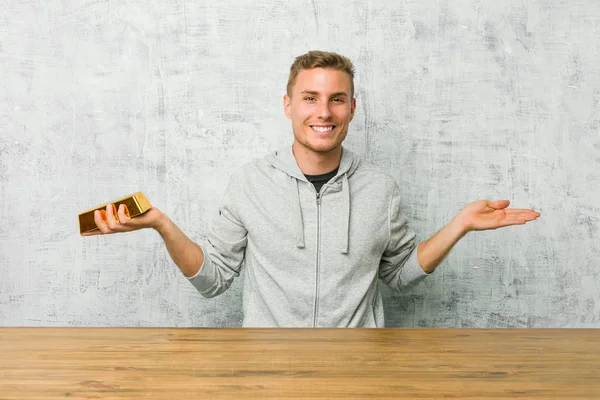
[1,328,599,399]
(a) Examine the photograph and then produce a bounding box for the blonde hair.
[287,50,355,97]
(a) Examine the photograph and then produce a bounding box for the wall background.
[1,0,599,327]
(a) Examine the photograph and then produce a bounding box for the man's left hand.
[458,200,540,233]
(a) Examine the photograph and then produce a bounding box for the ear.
[283,94,292,120]
[349,97,357,122]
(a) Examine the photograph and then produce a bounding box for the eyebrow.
[300,90,349,98]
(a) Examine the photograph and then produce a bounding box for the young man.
[83,51,540,327]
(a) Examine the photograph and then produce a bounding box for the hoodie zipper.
[313,191,321,327]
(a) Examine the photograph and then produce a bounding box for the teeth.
[312,126,333,133]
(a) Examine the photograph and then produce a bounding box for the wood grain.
[1,328,599,399]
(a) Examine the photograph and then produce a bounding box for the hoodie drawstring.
[292,177,305,249]
[341,173,350,254]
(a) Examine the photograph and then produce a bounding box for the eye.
[304,96,316,101]
[332,98,344,103]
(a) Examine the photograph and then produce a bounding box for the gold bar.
[78,191,152,234]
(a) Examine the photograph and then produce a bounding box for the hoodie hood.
[265,146,361,254]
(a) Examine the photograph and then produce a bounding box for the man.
[82,51,540,327]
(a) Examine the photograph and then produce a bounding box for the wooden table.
[1,328,599,399]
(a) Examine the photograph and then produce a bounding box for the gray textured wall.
[1,0,599,328]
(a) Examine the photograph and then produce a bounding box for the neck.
[292,142,342,175]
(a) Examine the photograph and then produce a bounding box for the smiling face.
[284,67,356,158]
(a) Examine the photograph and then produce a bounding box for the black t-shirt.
[304,166,339,194]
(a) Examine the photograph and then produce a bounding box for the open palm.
[459,200,540,232]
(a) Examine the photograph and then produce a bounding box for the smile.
[310,125,335,133]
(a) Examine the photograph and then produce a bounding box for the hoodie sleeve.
[187,171,248,298]
[378,183,429,294]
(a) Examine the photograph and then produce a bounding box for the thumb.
[490,199,510,209]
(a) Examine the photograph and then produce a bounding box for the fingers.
[81,204,131,236]
[108,204,135,232]
[489,200,540,216]
[104,203,121,230]
[117,204,131,223]
[93,208,112,234]
[93,204,128,233]
[505,208,540,214]
[82,203,140,237]
[505,210,541,220]
[498,213,539,227]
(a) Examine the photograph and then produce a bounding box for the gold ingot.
[78,192,152,234]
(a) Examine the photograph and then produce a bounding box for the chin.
[305,141,342,154]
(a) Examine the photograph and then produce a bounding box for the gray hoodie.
[187,146,430,327]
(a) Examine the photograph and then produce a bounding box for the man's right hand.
[81,202,204,277]
[81,204,167,236]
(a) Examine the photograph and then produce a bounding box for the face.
[284,68,356,156]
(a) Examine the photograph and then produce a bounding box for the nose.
[317,102,332,120]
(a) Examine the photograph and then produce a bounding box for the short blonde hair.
[287,50,355,97]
